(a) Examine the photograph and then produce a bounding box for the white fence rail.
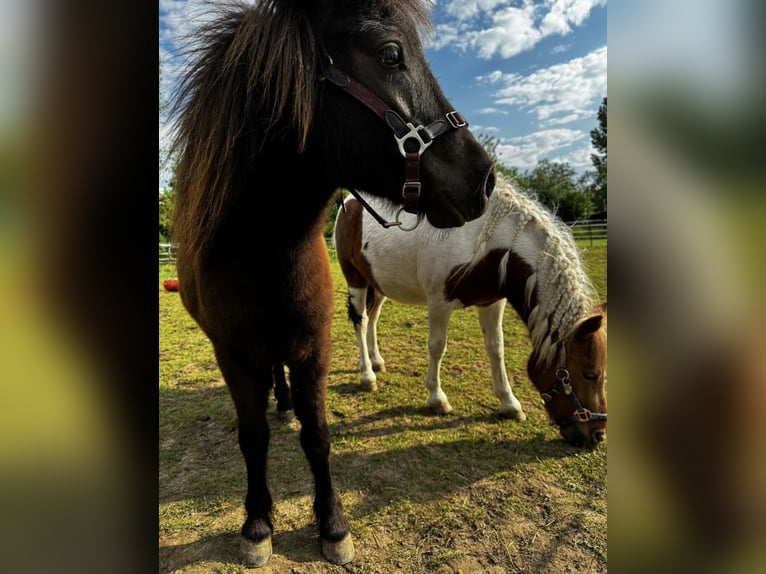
[161,219,606,263]
[567,219,607,245]
[159,243,177,264]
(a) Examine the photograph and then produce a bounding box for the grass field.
[159,240,607,573]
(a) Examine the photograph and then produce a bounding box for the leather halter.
[321,59,469,219]
[541,368,608,429]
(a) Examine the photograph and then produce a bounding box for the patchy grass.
[159,241,607,573]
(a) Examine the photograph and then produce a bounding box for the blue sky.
[159,0,607,187]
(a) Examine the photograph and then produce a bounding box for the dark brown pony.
[169,0,494,567]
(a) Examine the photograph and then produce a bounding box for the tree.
[477,133,500,165]
[590,96,607,211]
[517,159,594,222]
[520,159,574,208]
[159,163,176,242]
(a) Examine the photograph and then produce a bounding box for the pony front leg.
[477,301,526,421]
[425,305,453,414]
[289,357,354,565]
[348,286,377,390]
[213,346,274,567]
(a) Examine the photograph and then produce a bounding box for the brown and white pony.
[334,174,607,448]
[169,0,494,567]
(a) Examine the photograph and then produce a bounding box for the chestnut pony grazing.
[169,0,494,567]
[334,174,607,448]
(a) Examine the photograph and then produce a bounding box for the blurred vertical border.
[0,1,158,573]
[608,0,766,572]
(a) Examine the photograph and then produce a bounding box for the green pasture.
[159,240,607,573]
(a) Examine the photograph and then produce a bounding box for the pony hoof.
[240,535,272,568]
[372,363,386,373]
[361,378,378,392]
[322,533,355,565]
[277,409,295,422]
[499,408,527,422]
[428,401,453,415]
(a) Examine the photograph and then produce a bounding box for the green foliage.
[590,96,607,210]
[159,156,177,243]
[159,188,175,243]
[324,190,343,240]
[476,132,500,164]
[516,159,593,222]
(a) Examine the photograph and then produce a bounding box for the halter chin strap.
[321,60,468,216]
[541,368,608,429]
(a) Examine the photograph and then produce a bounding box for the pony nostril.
[484,167,496,198]
[592,429,606,443]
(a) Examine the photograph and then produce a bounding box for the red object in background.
[163,278,179,291]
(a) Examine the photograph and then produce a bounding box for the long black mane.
[169,0,434,262]
[170,1,320,261]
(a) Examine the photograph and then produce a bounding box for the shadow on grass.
[159,525,331,572]
[160,384,588,570]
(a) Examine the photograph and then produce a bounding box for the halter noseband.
[321,58,469,226]
[541,368,608,429]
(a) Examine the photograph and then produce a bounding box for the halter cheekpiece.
[541,368,608,429]
[321,57,469,229]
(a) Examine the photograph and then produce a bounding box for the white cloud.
[540,0,603,36]
[473,5,542,59]
[470,124,500,133]
[443,0,512,22]
[550,42,574,55]
[496,128,588,169]
[493,46,606,125]
[475,70,504,84]
[475,107,507,115]
[433,0,605,60]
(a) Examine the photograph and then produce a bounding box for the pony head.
[529,302,608,448]
[307,0,495,226]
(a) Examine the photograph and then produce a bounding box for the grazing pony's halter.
[321,58,469,230]
[541,368,608,429]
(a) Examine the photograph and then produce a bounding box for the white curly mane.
[467,174,599,368]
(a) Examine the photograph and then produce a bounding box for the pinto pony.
[169,0,494,567]
[334,174,607,448]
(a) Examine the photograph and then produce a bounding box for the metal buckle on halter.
[445,110,467,129]
[555,368,572,395]
[573,409,592,423]
[394,123,433,158]
[402,180,421,198]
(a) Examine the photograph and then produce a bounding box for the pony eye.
[379,43,402,67]
[583,371,600,381]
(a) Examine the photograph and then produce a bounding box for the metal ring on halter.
[394,207,423,231]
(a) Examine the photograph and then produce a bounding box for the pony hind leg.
[287,357,355,565]
[477,301,526,421]
[365,290,387,373]
[272,363,294,421]
[348,286,378,390]
[425,304,453,414]
[213,344,275,567]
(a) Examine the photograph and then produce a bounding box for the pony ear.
[574,315,603,339]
